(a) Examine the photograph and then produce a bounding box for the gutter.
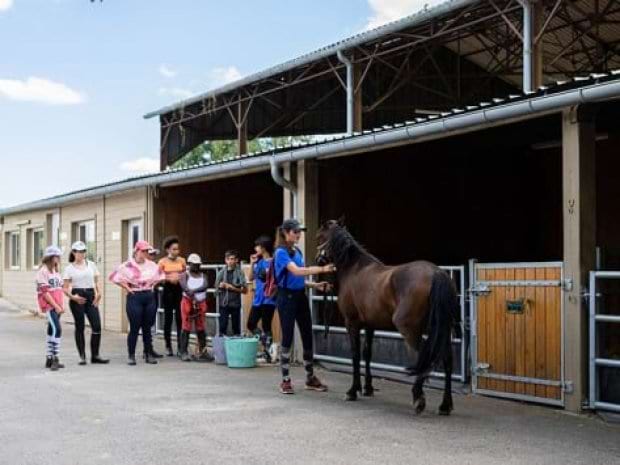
[4,75,620,217]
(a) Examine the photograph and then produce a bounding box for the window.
[9,232,20,270]
[73,220,96,262]
[32,229,44,268]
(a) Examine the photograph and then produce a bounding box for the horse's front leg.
[362,328,375,397]
[346,326,362,401]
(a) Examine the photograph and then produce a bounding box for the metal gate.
[310,265,467,381]
[470,261,565,406]
[588,270,620,413]
[155,263,229,341]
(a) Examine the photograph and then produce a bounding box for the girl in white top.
[62,241,109,365]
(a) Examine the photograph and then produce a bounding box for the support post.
[297,160,319,261]
[337,50,363,135]
[237,99,247,156]
[522,0,533,92]
[522,0,544,91]
[562,105,597,412]
[353,61,363,133]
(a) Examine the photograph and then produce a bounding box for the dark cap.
[281,218,306,232]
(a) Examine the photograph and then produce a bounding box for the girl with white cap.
[63,241,109,365]
[178,253,212,362]
[109,240,165,365]
[36,245,65,371]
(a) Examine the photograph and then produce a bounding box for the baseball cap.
[71,241,87,252]
[43,246,62,258]
[134,240,152,252]
[187,253,202,265]
[281,218,306,232]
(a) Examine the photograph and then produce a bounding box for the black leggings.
[69,288,102,359]
[126,291,156,357]
[277,290,314,381]
[247,304,275,335]
[162,283,182,349]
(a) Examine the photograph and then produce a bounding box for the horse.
[316,219,462,415]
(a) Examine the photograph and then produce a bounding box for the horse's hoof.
[345,392,358,402]
[438,404,453,416]
[413,397,426,415]
[362,387,374,397]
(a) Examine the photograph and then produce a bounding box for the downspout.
[337,50,354,135]
[270,156,298,218]
[522,0,533,92]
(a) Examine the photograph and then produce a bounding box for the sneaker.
[127,356,137,366]
[280,379,295,395]
[305,376,328,392]
[50,357,60,372]
[45,357,53,369]
[181,353,192,362]
[78,357,87,366]
[149,349,164,359]
[55,357,65,369]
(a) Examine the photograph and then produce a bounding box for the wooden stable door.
[472,263,564,406]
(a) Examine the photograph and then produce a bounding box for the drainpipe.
[522,0,533,93]
[337,50,354,135]
[270,157,298,218]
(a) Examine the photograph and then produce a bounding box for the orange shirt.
[158,256,186,282]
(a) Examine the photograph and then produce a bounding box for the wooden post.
[562,105,597,412]
[237,99,248,156]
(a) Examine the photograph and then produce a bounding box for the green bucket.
[224,337,259,368]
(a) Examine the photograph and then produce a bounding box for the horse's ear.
[337,215,346,227]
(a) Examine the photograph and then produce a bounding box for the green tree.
[173,136,316,169]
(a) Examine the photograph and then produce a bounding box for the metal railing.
[309,265,467,382]
[589,270,620,413]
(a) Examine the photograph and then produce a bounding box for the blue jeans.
[126,291,156,357]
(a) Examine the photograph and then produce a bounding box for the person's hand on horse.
[321,264,336,274]
[315,281,333,293]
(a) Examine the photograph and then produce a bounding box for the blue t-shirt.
[274,246,305,291]
[252,258,276,307]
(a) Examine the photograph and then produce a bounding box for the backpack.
[263,246,300,298]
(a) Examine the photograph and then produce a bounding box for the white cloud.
[158,87,193,99]
[207,66,242,88]
[158,64,177,79]
[366,0,443,30]
[119,157,160,174]
[0,76,85,105]
[0,0,13,12]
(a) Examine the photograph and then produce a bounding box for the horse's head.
[316,217,345,265]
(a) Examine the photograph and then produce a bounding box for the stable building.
[2,0,620,414]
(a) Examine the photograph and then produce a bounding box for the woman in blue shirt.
[247,235,277,362]
[274,218,335,395]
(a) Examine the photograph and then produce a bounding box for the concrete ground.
[1,301,618,465]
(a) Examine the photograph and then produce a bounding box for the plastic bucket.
[212,336,227,365]
[224,337,259,368]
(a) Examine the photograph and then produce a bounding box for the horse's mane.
[327,226,383,270]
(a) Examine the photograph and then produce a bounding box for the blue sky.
[0,0,432,207]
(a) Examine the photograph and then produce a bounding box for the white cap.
[71,241,87,252]
[187,253,202,265]
[43,246,62,258]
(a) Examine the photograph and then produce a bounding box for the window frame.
[8,231,21,270]
[31,228,45,270]
[72,219,96,262]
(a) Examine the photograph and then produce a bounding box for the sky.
[0,0,440,207]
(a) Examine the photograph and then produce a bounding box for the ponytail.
[68,251,76,263]
[274,227,287,249]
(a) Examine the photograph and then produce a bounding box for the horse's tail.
[409,270,461,377]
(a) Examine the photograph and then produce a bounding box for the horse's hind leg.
[346,327,362,401]
[438,341,454,415]
[412,373,427,415]
[362,328,374,397]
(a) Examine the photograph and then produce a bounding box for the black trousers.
[277,290,313,351]
[247,304,276,335]
[219,305,241,336]
[126,291,156,357]
[162,283,182,349]
[69,288,103,359]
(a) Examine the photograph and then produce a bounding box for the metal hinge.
[563,380,574,394]
[562,278,573,292]
[470,284,491,297]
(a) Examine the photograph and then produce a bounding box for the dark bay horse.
[316,219,462,415]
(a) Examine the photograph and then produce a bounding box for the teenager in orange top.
[158,236,186,356]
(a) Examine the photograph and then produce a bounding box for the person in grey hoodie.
[215,250,247,336]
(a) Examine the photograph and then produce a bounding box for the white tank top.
[187,275,207,302]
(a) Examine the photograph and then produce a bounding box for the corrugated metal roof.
[144,0,478,119]
[3,69,619,216]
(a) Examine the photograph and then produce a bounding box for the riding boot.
[195,330,213,362]
[90,333,109,364]
[180,331,191,362]
[76,331,86,365]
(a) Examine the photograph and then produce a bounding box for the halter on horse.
[316,219,462,416]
